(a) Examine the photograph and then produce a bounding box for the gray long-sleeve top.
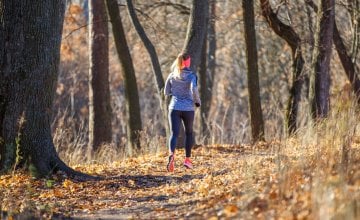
[164,67,201,111]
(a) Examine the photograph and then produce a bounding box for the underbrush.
[1,104,359,219]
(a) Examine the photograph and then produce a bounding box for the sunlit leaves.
[1,143,359,219]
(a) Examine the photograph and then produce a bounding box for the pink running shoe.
[167,155,175,172]
[184,158,193,169]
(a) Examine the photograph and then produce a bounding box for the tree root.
[52,155,103,182]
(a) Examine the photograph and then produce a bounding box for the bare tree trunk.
[348,0,360,61]
[333,21,360,99]
[88,0,112,152]
[182,0,209,71]
[199,32,208,137]
[242,0,265,142]
[260,0,305,134]
[340,0,360,98]
[207,0,216,101]
[0,0,95,180]
[199,0,216,140]
[125,0,170,139]
[309,0,335,119]
[105,0,142,154]
[307,0,360,103]
[287,51,305,134]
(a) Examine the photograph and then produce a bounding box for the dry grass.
[1,103,360,219]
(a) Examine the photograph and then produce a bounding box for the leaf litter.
[0,142,359,219]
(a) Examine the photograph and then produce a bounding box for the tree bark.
[199,31,208,137]
[348,0,360,61]
[106,0,142,153]
[182,0,209,71]
[199,0,216,140]
[287,51,305,133]
[309,0,335,119]
[0,0,95,180]
[260,0,305,134]
[88,0,112,152]
[242,0,265,142]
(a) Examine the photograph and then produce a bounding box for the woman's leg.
[169,110,181,155]
[181,111,195,157]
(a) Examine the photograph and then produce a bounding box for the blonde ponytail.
[171,53,184,78]
[171,53,191,78]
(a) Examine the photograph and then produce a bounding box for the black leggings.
[168,110,194,157]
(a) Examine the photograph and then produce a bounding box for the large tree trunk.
[0,0,94,180]
[199,32,208,137]
[199,0,216,140]
[88,0,112,152]
[105,0,142,154]
[242,0,265,142]
[125,0,170,139]
[260,0,305,135]
[309,0,335,119]
[0,7,4,160]
[182,0,209,71]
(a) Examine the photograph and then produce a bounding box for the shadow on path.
[104,174,205,189]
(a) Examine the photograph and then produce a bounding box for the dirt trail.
[2,143,359,219]
[70,144,276,219]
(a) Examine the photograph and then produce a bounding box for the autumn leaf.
[62,179,73,189]
[223,204,239,217]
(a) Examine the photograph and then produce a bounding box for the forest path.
[70,143,278,219]
[2,142,358,219]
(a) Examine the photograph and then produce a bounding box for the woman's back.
[164,68,200,111]
[169,68,194,98]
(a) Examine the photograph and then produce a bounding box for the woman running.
[164,53,201,172]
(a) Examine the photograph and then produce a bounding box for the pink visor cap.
[182,57,191,68]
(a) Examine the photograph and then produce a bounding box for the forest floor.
[1,142,359,219]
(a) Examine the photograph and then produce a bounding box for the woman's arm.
[164,73,172,96]
[191,74,201,106]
